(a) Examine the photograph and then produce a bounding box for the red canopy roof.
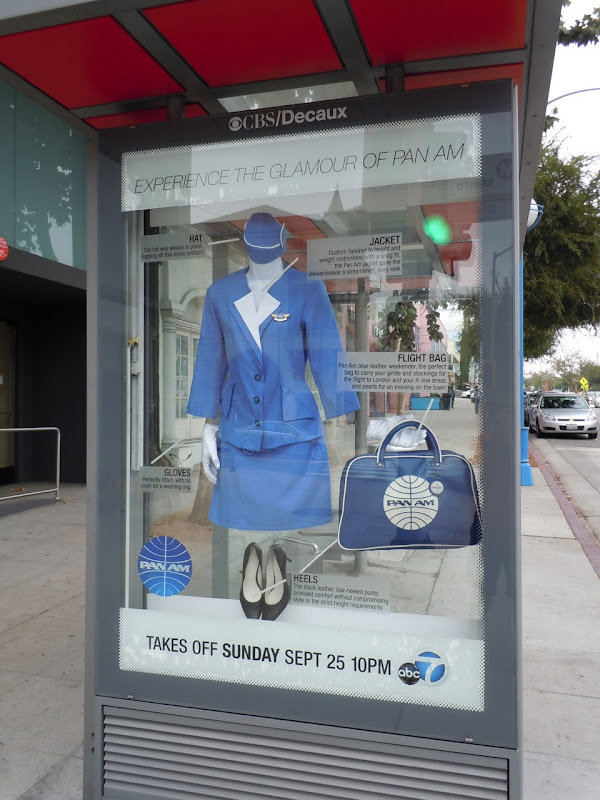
[0,0,562,232]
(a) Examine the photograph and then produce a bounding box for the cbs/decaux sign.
[228,105,348,132]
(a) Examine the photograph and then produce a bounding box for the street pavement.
[0,429,599,799]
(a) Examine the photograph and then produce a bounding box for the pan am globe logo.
[398,651,447,687]
[383,476,441,529]
[138,536,192,597]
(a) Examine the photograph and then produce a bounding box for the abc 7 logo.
[398,651,447,686]
[229,116,243,131]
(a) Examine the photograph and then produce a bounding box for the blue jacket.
[187,267,360,452]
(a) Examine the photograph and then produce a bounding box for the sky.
[525,0,600,371]
[547,0,600,160]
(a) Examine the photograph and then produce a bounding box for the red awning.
[0,0,563,232]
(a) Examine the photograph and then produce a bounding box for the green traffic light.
[423,214,453,245]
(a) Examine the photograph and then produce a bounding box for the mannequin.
[246,255,286,307]
[189,211,359,619]
[188,211,360,531]
[201,254,288,485]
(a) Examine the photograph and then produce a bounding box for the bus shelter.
[0,2,563,798]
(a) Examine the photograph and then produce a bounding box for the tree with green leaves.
[375,300,445,412]
[376,301,443,352]
[559,4,600,46]
[551,353,584,390]
[523,142,600,358]
[579,358,600,387]
[523,369,561,390]
[377,301,417,352]
[525,352,600,391]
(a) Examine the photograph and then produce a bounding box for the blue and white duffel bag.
[338,420,481,550]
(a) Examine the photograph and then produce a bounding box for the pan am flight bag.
[338,420,481,550]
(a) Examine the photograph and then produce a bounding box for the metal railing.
[0,427,61,502]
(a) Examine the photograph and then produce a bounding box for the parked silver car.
[529,392,598,439]
[585,391,600,408]
[523,391,541,426]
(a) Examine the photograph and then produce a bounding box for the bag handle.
[376,419,442,467]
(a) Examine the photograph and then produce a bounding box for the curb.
[529,440,600,579]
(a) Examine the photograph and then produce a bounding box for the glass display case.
[93,84,518,747]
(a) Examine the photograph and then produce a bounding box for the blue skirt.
[209,436,332,531]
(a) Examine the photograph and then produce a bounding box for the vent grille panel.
[103,707,508,800]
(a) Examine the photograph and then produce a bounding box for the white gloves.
[201,423,220,484]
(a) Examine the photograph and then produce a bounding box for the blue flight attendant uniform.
[187,266,360,530]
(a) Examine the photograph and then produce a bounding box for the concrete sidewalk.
[521,451,600,798]
[0,455,599,799]
[0,484,86,800]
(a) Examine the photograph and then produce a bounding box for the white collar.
[233,291,280,350]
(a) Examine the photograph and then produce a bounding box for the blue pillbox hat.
[243,213,286,264]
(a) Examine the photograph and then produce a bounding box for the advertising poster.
[120,112,485,713]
